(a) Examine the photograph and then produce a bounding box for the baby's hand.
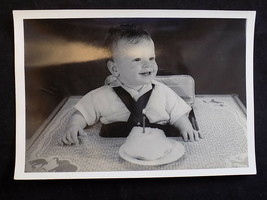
[59,111,87,146]
[60,125,87,146]
[180,128,202,142]
[174,115,202,142]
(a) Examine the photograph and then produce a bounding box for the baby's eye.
[133,58,141,62]
[149,57,155,61]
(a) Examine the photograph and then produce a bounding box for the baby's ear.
[107,60,119,77]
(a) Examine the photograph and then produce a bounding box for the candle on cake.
[142,109,146,133]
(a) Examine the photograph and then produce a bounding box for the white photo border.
[13,9,256,180]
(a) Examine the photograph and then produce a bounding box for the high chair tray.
[25,94,248,172]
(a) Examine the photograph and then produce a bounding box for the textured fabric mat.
[25,95,248,172]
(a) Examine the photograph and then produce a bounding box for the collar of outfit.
[107,75,155,102]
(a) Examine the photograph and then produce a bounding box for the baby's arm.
[174,115,202,142]
[60,111,87,145]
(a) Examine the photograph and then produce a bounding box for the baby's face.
[112,38,158,89]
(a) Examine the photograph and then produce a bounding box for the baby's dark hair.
[104,24,151,56]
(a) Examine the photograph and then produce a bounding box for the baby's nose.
[142,61,151,68]
[142,64,149,68]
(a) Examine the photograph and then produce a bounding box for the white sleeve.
[74,90,101,126]
[165,87,192,125]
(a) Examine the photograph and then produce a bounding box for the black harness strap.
[100,84,180,137]
[113,84,155,126]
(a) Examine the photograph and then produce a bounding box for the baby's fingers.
[70,129,80,145]
[193,130,200,141]
[61,135,71,145]
[188,131,195,142]
[181,131,188,142]
[64,127,79,145]
[78,128,87,136]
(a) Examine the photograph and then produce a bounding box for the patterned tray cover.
[26,95,248,172]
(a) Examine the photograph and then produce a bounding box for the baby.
[61,24,201,145]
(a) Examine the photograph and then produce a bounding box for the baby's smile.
[139,70,153,76]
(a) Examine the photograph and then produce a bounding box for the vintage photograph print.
[13,10,256,179]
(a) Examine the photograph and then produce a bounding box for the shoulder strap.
[113,84,155,126]
[112,86,136,113]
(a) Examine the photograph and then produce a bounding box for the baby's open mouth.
[139,71,152,76]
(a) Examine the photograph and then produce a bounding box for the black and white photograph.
[13,10,256,179]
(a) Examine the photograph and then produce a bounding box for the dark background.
[24,18,246,138]
[1,0,267,199]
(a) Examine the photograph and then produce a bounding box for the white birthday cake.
[123,126,172,161]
